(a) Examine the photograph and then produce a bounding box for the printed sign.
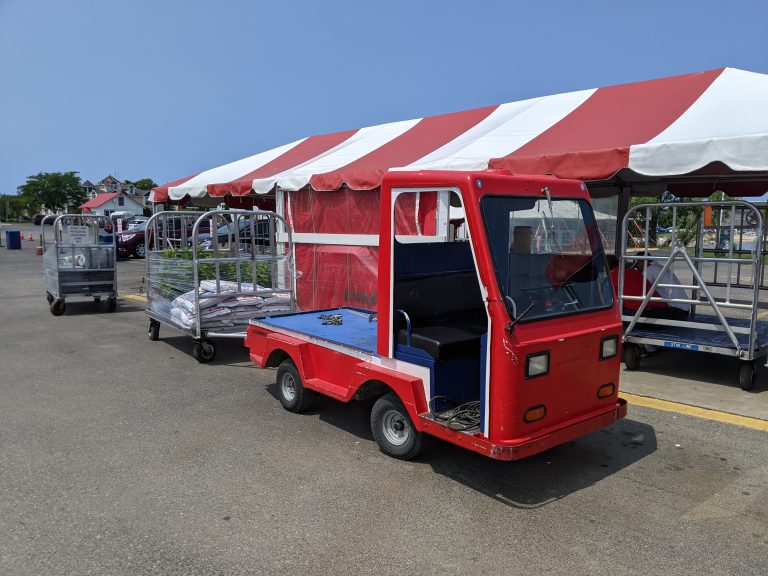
[68,225,89,245]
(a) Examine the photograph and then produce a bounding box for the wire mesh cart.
[41,214,118,316]
[144,209,297,362]
[619,200,767,390]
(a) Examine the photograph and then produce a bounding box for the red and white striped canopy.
[152,68,768,203]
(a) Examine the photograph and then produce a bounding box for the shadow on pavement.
[263,379,656,508]
[426,418,656,508]
[627,347,767,396]
[150,333,251,365]
[264,385,377,440]
[45,298,144,315]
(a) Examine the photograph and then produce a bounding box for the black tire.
[624,343,641,371]
[739,362,757,391]
[148,320,160,341]
[192,339,216,363]
[133,241,146,258]
[276,359,314,412]
[46,292,54,304]
[106,297,117,312]
[50,299,65,316]
[370,392,423,460]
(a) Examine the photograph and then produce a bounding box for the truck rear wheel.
[276,360,314,413]
[370,392,423,460]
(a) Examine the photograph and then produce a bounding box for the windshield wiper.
[505,299,538,334]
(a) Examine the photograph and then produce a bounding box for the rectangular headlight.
[526,351,550,379]
[601,335,618,360]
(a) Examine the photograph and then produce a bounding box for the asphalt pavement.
[1,225,767,575]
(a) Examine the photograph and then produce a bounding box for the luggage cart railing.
[619,201,766,390]
[41,213,118,315]
[144,209,296,363]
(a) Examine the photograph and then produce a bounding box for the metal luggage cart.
[41,214,118,316]
[144,209,297,362]
[619,200,767,390]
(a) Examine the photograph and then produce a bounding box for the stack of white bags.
[169,280,291,330]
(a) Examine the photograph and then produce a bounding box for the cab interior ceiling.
[586,164,768,198]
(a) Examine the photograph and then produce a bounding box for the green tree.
[18,172,86,213]
[0,194,28,219]
[131,178,157,191]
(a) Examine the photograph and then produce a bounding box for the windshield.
[480,196,613,322]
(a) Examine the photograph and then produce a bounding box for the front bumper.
[419,399,628,461]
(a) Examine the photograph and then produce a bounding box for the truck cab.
[246,170,626,460]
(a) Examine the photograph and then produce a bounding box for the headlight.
[525,351,550,379]
[121,233,136,241]
[600,335,618,360]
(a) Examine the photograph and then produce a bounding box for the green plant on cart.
[155,247,273,298]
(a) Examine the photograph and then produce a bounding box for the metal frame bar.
[144,209,296,341]
[620,200,764,361]
[42,213,117,301]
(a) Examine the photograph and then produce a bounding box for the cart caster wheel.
[106,297,117,312]
[46,292,54,304]
[148,320,160,341]
[276,359,314,412]
[192,339,216,363]
[739,362,757,391]
[50,299,66,316]
[93,296,101,303]
[371,392,423,460]
[624,344,642,371]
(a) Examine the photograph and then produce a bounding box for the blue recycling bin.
[5,230,21,250]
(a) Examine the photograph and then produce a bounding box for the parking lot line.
[121,294,146,303]
[622,392,768,432]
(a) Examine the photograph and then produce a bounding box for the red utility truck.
[246,170,626,460]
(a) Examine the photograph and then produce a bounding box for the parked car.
[193,219,270,250]
[120,219,214,258]
[126,216,149,230]
[117,221,147,258]
[33,215,53,225]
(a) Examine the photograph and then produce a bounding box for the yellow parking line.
[757,310,768,320]
[121,293,146,303]
[621,392,768,432]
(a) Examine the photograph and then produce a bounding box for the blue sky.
[1,0,766,195]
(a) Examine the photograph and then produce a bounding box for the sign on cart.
[68,225,88,244]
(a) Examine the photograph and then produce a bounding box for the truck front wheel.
[370,393,423,460]
[276,360,314,413]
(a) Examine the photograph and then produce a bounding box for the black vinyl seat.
[397,323,484,360]
[394,270,486,361]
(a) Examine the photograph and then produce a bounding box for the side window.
[118,196,125,206]
[394,191,438,238]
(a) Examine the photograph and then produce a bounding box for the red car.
[117,221,147,258]
[118,220,211,258]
